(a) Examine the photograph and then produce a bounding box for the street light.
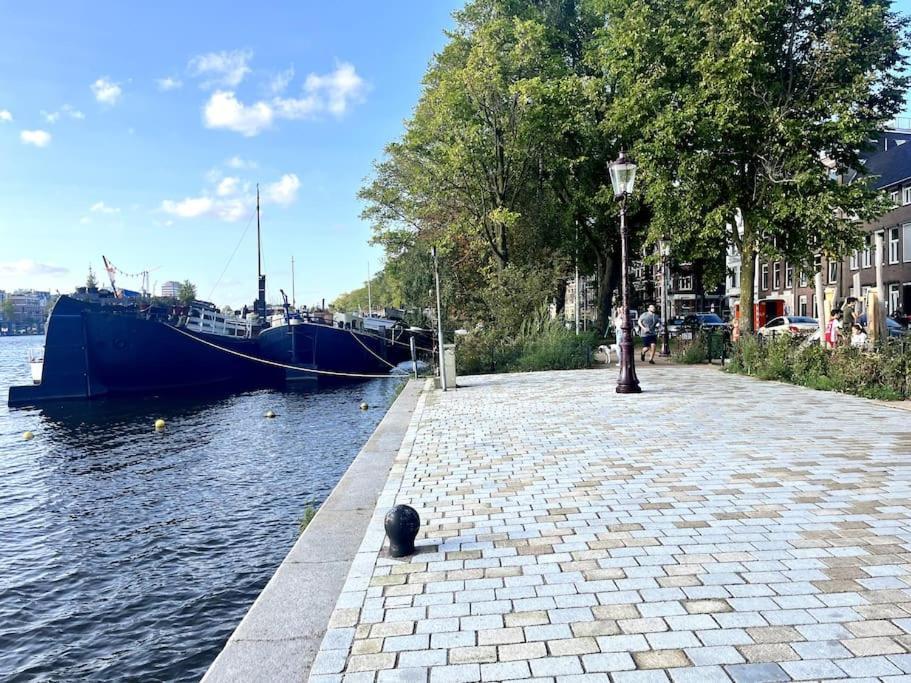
[608,151,641,394]
[658,238,671,357]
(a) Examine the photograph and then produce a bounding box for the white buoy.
[359,402,369,411]
[265,410,276,418]
[23,431,34,441]
[154,418,166,431]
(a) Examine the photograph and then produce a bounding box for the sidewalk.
[310,366,911,682]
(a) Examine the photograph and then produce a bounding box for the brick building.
[736,127,911,326]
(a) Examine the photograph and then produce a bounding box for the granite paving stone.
[307,367,911,682]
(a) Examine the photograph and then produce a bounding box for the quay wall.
[202,378,427,681]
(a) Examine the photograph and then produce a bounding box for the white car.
[758,316,819,338]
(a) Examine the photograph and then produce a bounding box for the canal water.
[0,335,403,681]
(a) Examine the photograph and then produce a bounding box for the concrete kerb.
[202,377,429,683]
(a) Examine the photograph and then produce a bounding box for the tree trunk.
[554,278,566,318]
[596,254,617,335]
[739,236,756,334]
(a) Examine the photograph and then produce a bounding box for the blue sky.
[0,0,462,307]
[1,1,910,308]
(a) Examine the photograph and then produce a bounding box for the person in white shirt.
[850,323,867,348]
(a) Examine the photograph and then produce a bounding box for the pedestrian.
[825,309,842,349]
[612,311,624,362]
[850,323,867,349]
[638,304,659,364]
[842,297,857,331]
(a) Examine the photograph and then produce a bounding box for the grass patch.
[297,505,318,536]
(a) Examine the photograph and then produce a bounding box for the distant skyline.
[1,0,910,308]
[0,0,462,308]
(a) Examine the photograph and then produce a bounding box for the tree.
[601,0,909,332]
[178,280,197,304]
[361,0,624,332]
[86,265,98,289]
[0,300,13,321]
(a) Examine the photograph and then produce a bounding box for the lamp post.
[608,151,641,394]
[658,239,671,357]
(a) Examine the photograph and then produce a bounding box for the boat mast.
[256,184,266,318]
[367,261,372,315]
[291,255,296,308]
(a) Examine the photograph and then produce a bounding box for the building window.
[888,283,900,315]
[828,260,838,284]
[799,271,808,287]
[889,227,900,264]
[784,263,793,289]
[760,264,769,290]
[678,275,693,290]
[772,262,781,290]
[904,186,911,205]
[891,190,901,206]
[850,250,859,270]
[904,224,911,263]
[862,235,872,268]
[798,295,808,317]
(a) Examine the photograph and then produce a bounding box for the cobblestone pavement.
[310,366,911,682]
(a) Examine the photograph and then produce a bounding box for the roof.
[861,141,911,190]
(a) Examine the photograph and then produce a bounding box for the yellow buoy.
[154,418,166,431]
[23,431,34,441]
[265,410,276,418]
[359,402,369,411]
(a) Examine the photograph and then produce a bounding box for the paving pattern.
[309,366,911,682]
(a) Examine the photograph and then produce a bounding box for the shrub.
[727,335,910,401]
[673,334,708,364]
[456,311,596,375]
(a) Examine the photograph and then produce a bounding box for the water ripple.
[0,335,400,681]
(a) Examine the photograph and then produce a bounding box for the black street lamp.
[608,151,641,394]
[658,238,672,357]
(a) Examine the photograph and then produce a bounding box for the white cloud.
[189,49,252,88]
[268,66,295,94]
[156,76,183,91]
[226,155,256,169]
[203,90,273,136]
[0,109,12,123]
[264,173,301,205]
[161,196,215,218]
[160,171,298,222]
[202,62,366,136]
[216,176,239,196]
[90,201,120,214]
[304,62,366,116]
[42,104,84,124]
[20,129,51,147]
[91,77,122,105]
[0,259,68,276]
[63,104,85,120]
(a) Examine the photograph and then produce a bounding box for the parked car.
[857,314,910,338]
[665,316,686,335]
[757,316,818,338]
[681,313,728,330]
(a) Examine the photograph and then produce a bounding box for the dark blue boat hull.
[8,296,284,406]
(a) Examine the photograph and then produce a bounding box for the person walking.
[638,304,659,364]
[842,297,857,332]
[825,309,842,349]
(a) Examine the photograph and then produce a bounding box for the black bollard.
[384,505,420,558]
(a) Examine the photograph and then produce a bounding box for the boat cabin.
[184,303,253,338]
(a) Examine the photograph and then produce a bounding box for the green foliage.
[297,506,318,536]
[177,280,197,304]
[86,265,98,289]
[600,0,909,330]
[673,335,708,365]
[727,336,910,400]
[457,311,595,375]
